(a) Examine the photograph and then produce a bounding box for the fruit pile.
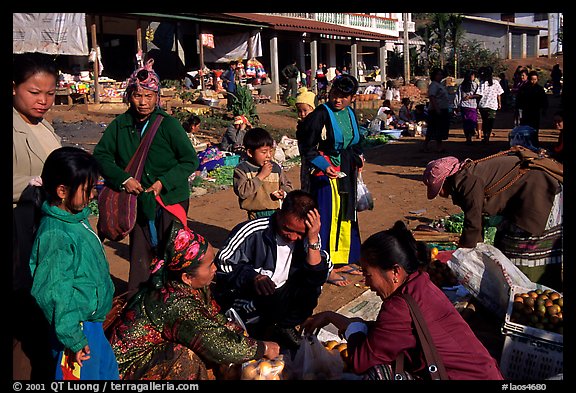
[323,340,351,371]
[241,356,285,380]
[421,249,459,289]
[510,289,563,335]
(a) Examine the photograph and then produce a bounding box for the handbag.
[103,291,130,337]
[97,115,164,241]
[363,292,449,381]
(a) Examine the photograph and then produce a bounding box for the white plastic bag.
[448,243,535,318]
[356,173,374,212]
[287,334,344,380]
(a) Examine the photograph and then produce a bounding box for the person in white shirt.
[454,70,481,144]
[213,190,332,351]
[477,66,504,143]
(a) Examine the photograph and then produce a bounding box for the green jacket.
[30,202,115,353]
[93,108,198,211]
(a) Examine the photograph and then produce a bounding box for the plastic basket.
[503,285,563,345]
[499,332,563,380]
[500,284,564,380]
[223,153,240,167]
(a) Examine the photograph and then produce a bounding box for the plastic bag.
[286,335,344,380]
[448,243,535,318]
[356,173,374,212]
[241,355,285,380]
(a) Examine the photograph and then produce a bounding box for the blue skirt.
[54,321,119,380]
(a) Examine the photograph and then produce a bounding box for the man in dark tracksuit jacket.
[213,190,332,349]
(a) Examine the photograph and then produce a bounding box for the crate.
[499,284,563,380]
[222,153,240,167]
[504,285,563,345]
[499,332,563,380]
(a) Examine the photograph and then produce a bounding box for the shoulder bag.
[97,115,164,241]
[363,292,449,380]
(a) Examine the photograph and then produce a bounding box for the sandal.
[335,264,363,275]
[327,274,351,287]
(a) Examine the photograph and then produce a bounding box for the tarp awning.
[13,13,89,56]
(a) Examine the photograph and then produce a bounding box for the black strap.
[400,292,449,380]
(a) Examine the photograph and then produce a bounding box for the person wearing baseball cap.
[422,153,563,291]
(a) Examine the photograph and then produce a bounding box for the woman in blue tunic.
[297,74,364,286]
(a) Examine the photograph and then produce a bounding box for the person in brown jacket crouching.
[423,153,563,291]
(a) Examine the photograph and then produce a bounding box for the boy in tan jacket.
[233,128,293,219]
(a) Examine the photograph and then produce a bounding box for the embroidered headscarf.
[150,221,209,287]
[124,58,161,106]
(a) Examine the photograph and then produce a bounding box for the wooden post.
[136,19,143,68]
[91,16,100,104]
[196,24,205,91]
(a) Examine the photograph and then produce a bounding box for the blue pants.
[54,321,119,380]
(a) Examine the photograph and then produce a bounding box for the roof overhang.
[222,13,397,41]
[125,13,270,29]
[463,15,547,31]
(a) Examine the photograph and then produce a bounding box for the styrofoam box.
[503,285,563,345]
[499,332,563,380]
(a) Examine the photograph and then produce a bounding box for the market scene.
[13,12,566,384]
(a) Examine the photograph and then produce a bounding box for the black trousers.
[216,265,328,333]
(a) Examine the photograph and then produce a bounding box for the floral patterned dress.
[109,282,261,380]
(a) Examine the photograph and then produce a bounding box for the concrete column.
[379,42,387,82]
[328,42,336,68]
[298,39,306,76]
[310,38,318,94]
[507,31,512,60]
[270,35,280,102]
[350,39,358,81]
[521,33,527,59]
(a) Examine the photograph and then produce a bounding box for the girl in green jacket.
[29,147,119,380]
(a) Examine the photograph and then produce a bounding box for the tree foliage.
[412,13,505,77]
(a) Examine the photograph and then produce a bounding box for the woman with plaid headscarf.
[93,59,199,295]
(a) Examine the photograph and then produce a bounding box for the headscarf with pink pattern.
[125,58,161,106]
[149,221,209,287]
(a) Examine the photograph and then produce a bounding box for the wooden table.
[55,87,89,105]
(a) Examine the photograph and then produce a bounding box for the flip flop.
[327,274,351,287]
[335,264,363,275]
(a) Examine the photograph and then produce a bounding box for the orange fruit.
[258,360,273,376]
[324,340,339,350]
[242,363,259,380]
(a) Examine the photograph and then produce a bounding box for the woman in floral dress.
[110,222,279,380]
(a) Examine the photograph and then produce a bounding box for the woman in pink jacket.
[301,221,503,380]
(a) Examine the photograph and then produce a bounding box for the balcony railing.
[261,13,414,38]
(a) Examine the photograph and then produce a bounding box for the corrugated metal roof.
[222,13,396,41]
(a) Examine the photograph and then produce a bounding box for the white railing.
[261,12,406,37]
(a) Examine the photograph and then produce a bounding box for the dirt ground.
[46,91,562,363]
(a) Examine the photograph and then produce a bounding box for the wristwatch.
[308,240,322,251]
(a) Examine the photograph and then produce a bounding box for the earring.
[393,277,399,284]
